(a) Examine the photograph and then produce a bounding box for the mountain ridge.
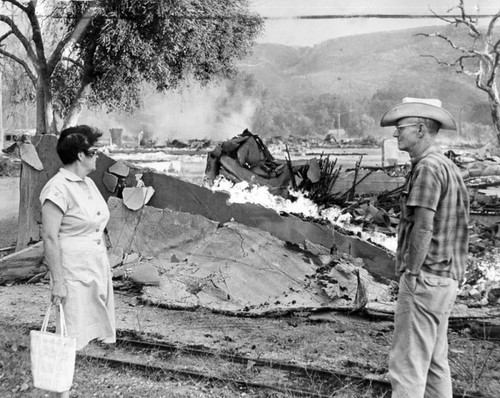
[239,24,487,121]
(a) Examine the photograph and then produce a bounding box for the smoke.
[79,81,260,143]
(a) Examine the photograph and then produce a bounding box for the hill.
[238,25,488,123]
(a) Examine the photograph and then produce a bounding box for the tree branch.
[0,48,36,84]
[0,14,38,67]
[47,6,97,75]
[457,0,481,37]
[428,7,458,25]
[485,53,499,88]
[430,1,480,38]
[0,30,13,43]
[24,1,47,69]
[420,54,479,75]
[415,32,478,56]
[61,56,84,69]
[486,13,500,37]
[2,0,28,12]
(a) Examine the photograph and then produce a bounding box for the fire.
[210,176,398,253]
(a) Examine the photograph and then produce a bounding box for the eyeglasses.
[394,123,418,133]
[84,147,99,157]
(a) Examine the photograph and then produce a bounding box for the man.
[380,98,469,398]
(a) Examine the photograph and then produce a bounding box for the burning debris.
[204,131,500,307]
[2,133,500,319]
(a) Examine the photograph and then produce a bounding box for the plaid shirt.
[396,151,469,282]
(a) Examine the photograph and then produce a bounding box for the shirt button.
[96,228,99,233]
[97,211,101,215]
[97,239,101,245]
[88,196,93,200]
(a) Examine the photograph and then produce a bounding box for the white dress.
[40,168,116,350]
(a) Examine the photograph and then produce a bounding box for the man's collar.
[410,146,439,165]
[59,167,85,182]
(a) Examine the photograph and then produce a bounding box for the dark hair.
[56,125,103,165]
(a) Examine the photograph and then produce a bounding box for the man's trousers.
[389,270,458,398]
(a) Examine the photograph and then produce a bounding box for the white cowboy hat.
[380,97,457,130]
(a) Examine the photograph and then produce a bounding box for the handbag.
[30,304,76,392]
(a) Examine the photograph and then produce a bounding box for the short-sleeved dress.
[40,168,116,350]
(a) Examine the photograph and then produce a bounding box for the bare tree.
[417,0,500,146]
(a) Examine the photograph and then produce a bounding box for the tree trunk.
[62,83,91,129]
[35,73,56,134]
[493,114,500,149]
[35,82,46,134]
[16,134,61,250]
[17,70,60,250]
[490,98,500,149]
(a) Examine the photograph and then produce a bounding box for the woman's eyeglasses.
[85,147,99,157]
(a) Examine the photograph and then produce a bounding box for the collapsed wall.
[90,151,397,281]
[106,197,392,314]
[1,136,396,296]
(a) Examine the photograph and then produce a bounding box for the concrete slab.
[88,153,397,280]
[106,197,391,315]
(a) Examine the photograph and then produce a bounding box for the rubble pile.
[105,196,392,315]
[206,133,500,303]
[2,133,500,321]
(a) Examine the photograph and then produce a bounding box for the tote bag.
[30,304,76,392]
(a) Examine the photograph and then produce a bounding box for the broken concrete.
[106,197,391,315]
[108,161,130,178]
[122,186,155,210]
[19,141,44,171]
[138,171,398,280]
[103,172,119,192]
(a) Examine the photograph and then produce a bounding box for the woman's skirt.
[58,236,116,350]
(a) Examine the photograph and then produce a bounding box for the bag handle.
[40,304,68,337]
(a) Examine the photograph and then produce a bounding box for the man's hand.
[51,280,68,306]
[405,270,418,292]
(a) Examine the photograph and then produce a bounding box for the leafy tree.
[369,85,427,122]
[3,0,263,250]
[0,0,263,133]
[1,60,36,131]
[417,0,500,146]
[349,114,375,137]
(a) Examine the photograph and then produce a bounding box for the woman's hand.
[51,280,68,305]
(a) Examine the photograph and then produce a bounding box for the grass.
[0,320,396,398]
[448,331,500,397]
[0,322,267,398]
[12,314,498,398]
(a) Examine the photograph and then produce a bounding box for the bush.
[0,156,18,176]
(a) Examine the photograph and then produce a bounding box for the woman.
[40,125,116,397]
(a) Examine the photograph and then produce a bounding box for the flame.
[210,176,398,252]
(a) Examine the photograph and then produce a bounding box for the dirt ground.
[1,175,500,397]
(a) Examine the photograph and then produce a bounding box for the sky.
[248,0,499,46]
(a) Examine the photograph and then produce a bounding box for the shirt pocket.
[421,273,451,287]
